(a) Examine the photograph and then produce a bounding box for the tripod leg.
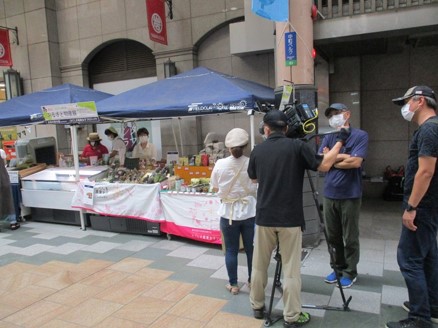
[264,237,283,326]
[306,170,351,311]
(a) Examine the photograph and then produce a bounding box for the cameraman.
[248,110,349,327]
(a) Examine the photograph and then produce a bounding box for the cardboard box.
[173,165,213,184]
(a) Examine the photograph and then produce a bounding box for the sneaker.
[336,276,356,288]
[283,312,311,327]
[386,317,433,328]
[324,271,338,284]
[402,301,438,324]
[253,306,265,319]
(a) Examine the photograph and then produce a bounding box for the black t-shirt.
[404,116,438,208]
[247,132,323,228]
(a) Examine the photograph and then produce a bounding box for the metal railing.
[317,0,437,18]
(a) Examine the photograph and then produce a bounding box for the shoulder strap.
[221,159,247,200]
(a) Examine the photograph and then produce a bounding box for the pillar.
[275,0,314,86]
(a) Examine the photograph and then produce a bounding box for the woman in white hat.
[210,128,257,295]
[80,132,109,165]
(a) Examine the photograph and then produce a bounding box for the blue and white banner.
[285,32,297,66]
[251,0,289,22]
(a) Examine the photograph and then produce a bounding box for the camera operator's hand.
[336,128,350,145]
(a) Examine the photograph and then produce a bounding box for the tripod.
[263,169,352,327]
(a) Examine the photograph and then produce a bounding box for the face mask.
[231,147,243,158]
[90,141,95,146]
[139,136,149,143]
[329,113,346,129]
[401,103,418,122]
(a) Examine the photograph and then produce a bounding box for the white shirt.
[112,137,127,165]
[210,155,257,221]
[132,142,157,162]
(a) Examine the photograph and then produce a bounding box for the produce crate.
[18,163,47,178]
[7,163,47,182]
[174,165,213,184]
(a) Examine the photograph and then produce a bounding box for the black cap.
[324,103,348,117]
[263,110,288,127]
[392,86,436,106]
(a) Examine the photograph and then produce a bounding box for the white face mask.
[90,141,95,146]
[329,113,346,129]
[401,103,418,122]
[139,136,149,143]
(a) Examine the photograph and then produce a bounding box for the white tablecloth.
[159,192,221,244]
[72,181,164,221]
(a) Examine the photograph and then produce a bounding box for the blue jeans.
[2,214,16,224]
[220,217,255,286]
[397,207,438,321]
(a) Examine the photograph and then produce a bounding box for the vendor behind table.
[132,127,157,165]
[80,132,109,165]
[104,126,126,167]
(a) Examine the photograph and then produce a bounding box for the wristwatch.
[406,204,417,212]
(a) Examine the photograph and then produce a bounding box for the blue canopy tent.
[0,83,112,127]
[96,67,274,150]
[96,66,274,119]
[0,83,113,231]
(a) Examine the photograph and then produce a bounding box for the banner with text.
[0,29,12,67]
[41,101,99,124]
[146,0,168,45]
[285,32,297,66]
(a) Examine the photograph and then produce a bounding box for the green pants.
[323,197,361,280]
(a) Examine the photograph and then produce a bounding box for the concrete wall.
[328,44,438,197]
[159,22,274,158]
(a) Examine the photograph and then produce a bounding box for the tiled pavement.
[0,199,437,328]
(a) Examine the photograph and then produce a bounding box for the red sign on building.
[146,0,168,45]
[0,29,12,67]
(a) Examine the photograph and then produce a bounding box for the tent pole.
[70,125,86,231]
[70,125,80,181]
[178,118,184,156]
[249,110,255,150]
[171,119,180,155]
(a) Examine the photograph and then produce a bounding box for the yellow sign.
[0,126,17,141]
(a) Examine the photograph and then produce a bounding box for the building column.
[275,0,314,86]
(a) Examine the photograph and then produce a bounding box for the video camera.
[257,84,319,139]
[282,101,318,139]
